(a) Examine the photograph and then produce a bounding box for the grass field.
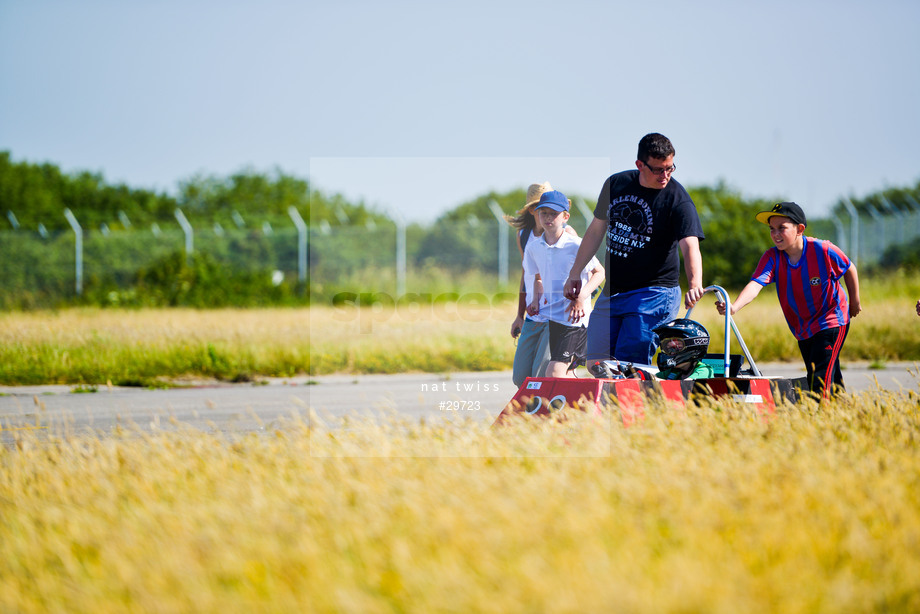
[3,276,920,611]
[2,393,919,612]
[2,273,920,385]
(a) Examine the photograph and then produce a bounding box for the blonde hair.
[505,182,552,230]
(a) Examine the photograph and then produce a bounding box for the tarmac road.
[1,362,918,442]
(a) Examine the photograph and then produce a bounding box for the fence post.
[841,197,859,268]
[395,216,406,298]
[833,218,846,249]
[880,195,905,245]
[865,203,884,265]
[575,198,594,234]
[174,208,194,262]
[488,200,508,285]
[63,208,83,296]
[905,194,920,240]
[288,206,308,284]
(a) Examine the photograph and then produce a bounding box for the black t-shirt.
[593,170,704,295]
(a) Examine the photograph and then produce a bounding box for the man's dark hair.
[637,133,675,163]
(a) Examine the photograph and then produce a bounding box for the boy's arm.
[844,265,861,317]
[527,274,543,316]
[581,260,605,296]
[522,242,539,317]
[716,280,763,316]
[568,262,605,324]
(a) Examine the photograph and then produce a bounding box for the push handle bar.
[685,285,761,377]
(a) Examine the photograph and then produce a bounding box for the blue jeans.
[512,318,550,387]
[586,286,681,365]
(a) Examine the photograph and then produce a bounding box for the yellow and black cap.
[754,201,807,227]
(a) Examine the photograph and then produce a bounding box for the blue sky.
[1,0,918,224]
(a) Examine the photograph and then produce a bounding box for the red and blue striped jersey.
[751,237,851,340]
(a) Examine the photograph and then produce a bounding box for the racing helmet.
[653,318,710,372]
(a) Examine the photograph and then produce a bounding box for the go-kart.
[495,286,806,426]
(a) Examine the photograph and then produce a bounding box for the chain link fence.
[2,202,916,308]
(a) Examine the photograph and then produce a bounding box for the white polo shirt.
[522,232,600,328]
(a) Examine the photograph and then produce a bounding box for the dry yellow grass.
[0,303,515,384]
[0,307,314,383]
[310,299,511,373]
[2,279,920,385]
[1,306,311,348]
[2,391,920,613]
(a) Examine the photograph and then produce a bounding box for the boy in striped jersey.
[715,202,861,399]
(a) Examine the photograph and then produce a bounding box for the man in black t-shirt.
[563,133,705,366]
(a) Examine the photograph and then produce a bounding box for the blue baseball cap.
[534,190,570,212]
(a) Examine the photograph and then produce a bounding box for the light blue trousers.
[512,318,550,387]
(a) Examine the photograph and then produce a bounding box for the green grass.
[1,273,920,385]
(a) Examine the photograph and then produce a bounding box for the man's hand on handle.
[684,286,705,309]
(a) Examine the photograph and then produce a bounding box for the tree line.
[0,151,388,233]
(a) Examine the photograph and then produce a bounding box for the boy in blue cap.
[524,190,605,377]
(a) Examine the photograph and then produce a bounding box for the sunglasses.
[643,162,676,176]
